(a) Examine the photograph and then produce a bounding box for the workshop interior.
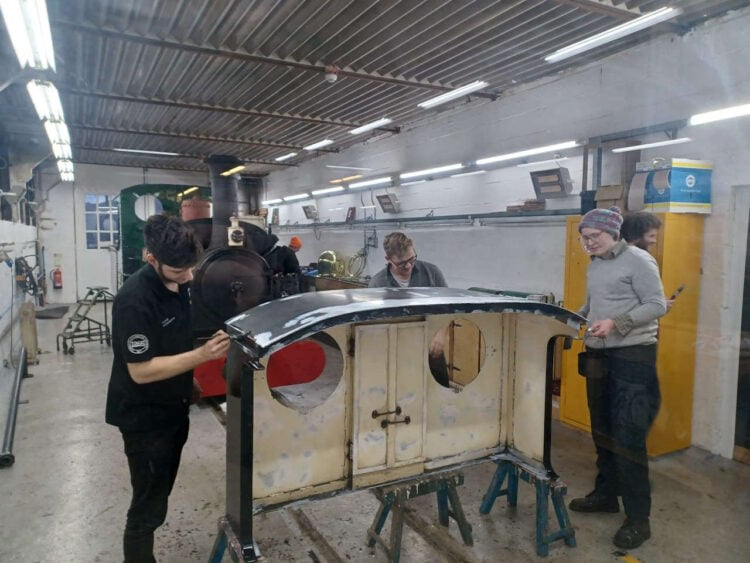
[1,1,750,562]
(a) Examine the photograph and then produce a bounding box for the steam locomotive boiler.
[119,155,302,396]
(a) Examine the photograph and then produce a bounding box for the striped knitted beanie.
[578,206,623,237]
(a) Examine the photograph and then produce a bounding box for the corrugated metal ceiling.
[1,0,748,176]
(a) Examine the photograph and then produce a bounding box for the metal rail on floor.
[1,346,28,468]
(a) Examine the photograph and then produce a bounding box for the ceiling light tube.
[43,120,70,145]
[1,0,56,70]
[450,170,487,178]
[26,80,64,121]
[330,174,363,184]
[283,193,310,201]
[57,159,74,174]
[182,186,199,195]
[517,157,569,167]
[349,176,392,189]
[60,172,74,182]
[325,165,373,171]
[349,118,393,135]
[113,147,182,156]
[262,198,283,205]
[303,139,334,151]
[312,187,345,195]
[274,152,297,162]
[476,141,579,166]
[220,165,246,176]
[417,80,489,109]
[611,138,692,153]
[544,7,682,63]
[689,102,750,126]
[51,143,72,160]
[400,163,463,179]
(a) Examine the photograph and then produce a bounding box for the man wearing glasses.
[368,231,447,288]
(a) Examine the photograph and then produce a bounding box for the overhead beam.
[54,20,495,99]
[551,0,640,19]
[60,88,366,130]
[67,123,336,153]
[72,157,206,173]
[551,0,685,33]
[72,145,298,167]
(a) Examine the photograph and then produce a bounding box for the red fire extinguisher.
[51,268,63,289]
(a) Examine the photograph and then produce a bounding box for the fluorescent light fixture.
[303,139,334,151]
[261,198,283,205]
[349,176,392,189]
[325,165,373,171]
[401,180,426,186]
[451,170,487,178]
[283,193,310,201]
[350,118,393,135]
[311,186,345,195]
[476,141,579,166]
[330,174,363,184]
[400,163,463,179]
[43,120,70,145]
[689,102,750,126]
[517,157,569,167]
[0,0,56,70]
[612,138,692,153]
[360,205,376,209]
[220,165,246,176]
[60,172,74,182]
[57,159,73,174]
[26,80,64,121]
[183,186,199,195]
[113,147,182,156]
[51,142,72,160]
[544,7,682,63]
[417,80,489,109]
[274,152,297,162]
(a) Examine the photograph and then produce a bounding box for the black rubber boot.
[568,491,620,513]
[613,518,651,549]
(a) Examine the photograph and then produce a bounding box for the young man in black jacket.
[105,215,230,562]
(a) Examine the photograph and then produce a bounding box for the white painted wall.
[37,164,208,303]
[263,9,750,458]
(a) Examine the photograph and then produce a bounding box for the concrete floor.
[1,310,749,562]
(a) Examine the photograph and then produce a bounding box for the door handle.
[372,406,402,419]
[381,416,411,428]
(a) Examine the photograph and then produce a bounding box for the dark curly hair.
[143,214,202,268]
[620,212,662,243]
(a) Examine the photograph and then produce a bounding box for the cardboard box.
[595,184,626,210]
[639,158,712,214]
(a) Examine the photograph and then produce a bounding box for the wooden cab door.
[352,322,426,487]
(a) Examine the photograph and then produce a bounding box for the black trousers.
[121,418,189,563]
[585,348,660,521]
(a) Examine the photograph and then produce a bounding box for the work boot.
[568,491,619,513]
[613,518,651,549]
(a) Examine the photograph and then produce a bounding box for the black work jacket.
[105,264,193,432]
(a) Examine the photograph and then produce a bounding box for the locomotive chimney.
[205,154,242,249]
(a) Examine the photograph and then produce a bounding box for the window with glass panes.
[85,195,120,249]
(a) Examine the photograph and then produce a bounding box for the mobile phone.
[669,284,685,300]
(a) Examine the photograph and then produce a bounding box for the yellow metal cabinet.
[560,213,704,455]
